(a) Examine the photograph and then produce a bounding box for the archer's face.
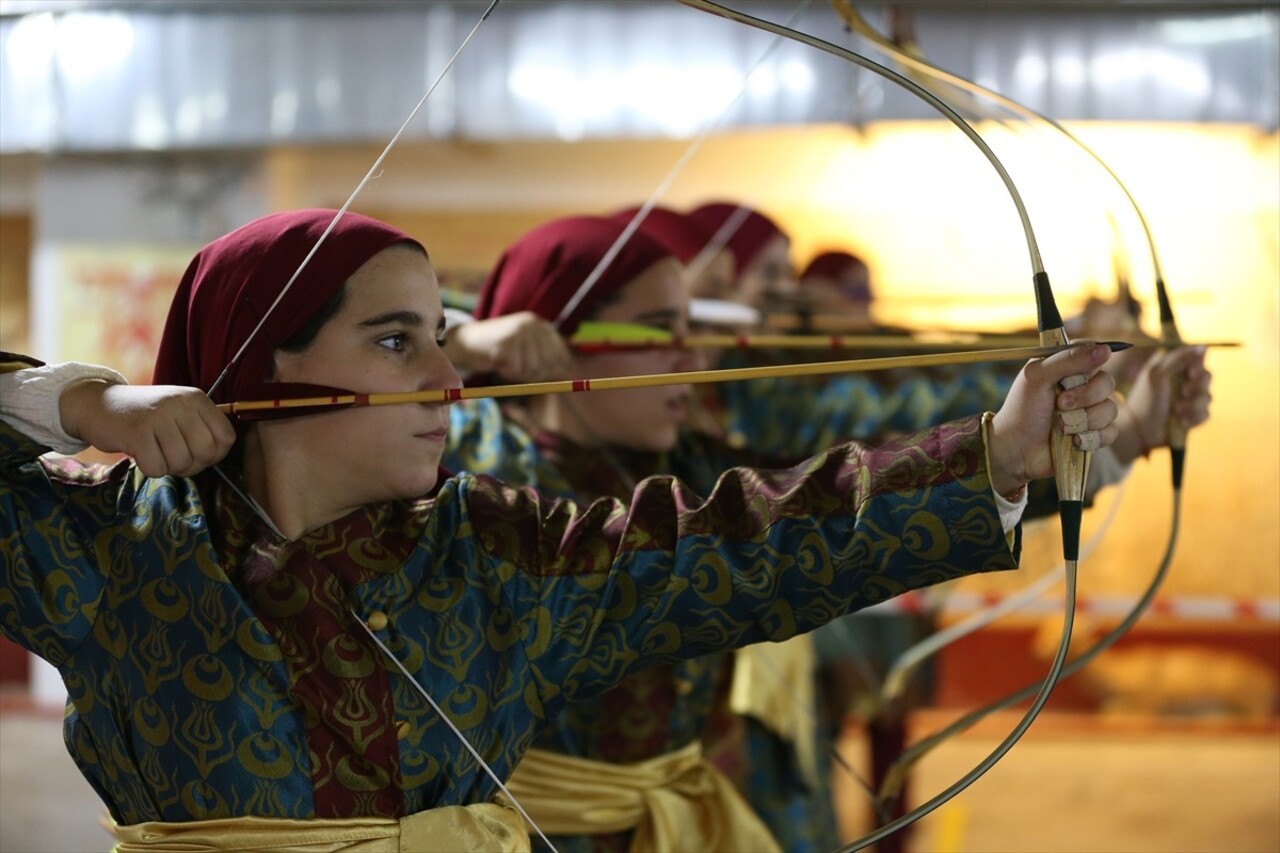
[267,245,461,504]
[736,234,796,310]
[687,249,735,302]
[801,264,874,325]
[550,257,699,453]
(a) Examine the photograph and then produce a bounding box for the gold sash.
[728,635,821,790]
[500,742,780,852]
[110,805,530,853]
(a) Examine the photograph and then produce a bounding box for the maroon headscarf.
[802,250,873,302]
[687,201,786,280]
[474,215,673,335]
[153,209,420,405]
[610,206,712,265]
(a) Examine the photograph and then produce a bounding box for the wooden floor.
[2,702,1277,853]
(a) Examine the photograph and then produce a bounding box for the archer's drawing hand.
[445,312,571,382]
[60,380,236,477]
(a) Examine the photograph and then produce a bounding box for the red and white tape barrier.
[864,591,1280,623]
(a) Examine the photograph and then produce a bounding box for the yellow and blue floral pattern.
[2,411,1016,829]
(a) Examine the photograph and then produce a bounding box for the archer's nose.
[425,344,463,395]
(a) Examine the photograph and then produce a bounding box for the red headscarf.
[802,250,873,302]
[687,201,786,280]
[474,215,672,335]
[610,206,712,265]
[153,209,420,405]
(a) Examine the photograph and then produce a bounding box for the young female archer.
[445,213,801,851]
[1,208,1119,851]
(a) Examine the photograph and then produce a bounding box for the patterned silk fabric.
[699,348,1017,459]
[444,401,1019,852]
[2,410,1015,831]
[444,410,731,779]
[446,403,742,851]
[692,353,1017,849]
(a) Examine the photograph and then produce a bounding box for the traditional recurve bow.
[671,3,1103,850]
[829,1,1200,815]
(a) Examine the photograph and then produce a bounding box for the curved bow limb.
[831,0,1196,484]
[669,4,1099,851]
[831,0,1195,495]
[837,0,1202,693]
[822,6,1215,845]
[675,0,1094,540]
[878,483,1185,806]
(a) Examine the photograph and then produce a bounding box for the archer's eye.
[378,333,409,353]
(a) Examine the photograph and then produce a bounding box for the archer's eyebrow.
[358,310,425,328]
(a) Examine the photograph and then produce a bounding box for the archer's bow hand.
[60,381,236,478]
[988,343,1119,496]
[444,311,572,382]
[1113,345,1212,465]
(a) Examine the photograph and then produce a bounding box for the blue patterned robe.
[1,410,1016,830]
[445,401,1019,851]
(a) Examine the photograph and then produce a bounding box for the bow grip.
[1040,327,1092,562]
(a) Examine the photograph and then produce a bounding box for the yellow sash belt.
[729,635,821,790]
[499,742,780,853]
[110,804,530,853]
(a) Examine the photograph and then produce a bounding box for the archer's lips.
[416,426,449,442]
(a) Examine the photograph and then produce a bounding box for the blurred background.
[0,1,1276,851]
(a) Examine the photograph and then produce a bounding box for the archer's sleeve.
[712,366,992,460]
[0,356,126,660]
[0,381,120,666]
[709,348,1020,462]
[457,412,1018,717]
[711,372,896,457]
[0,358,128,455]
[932,362,1019,422]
